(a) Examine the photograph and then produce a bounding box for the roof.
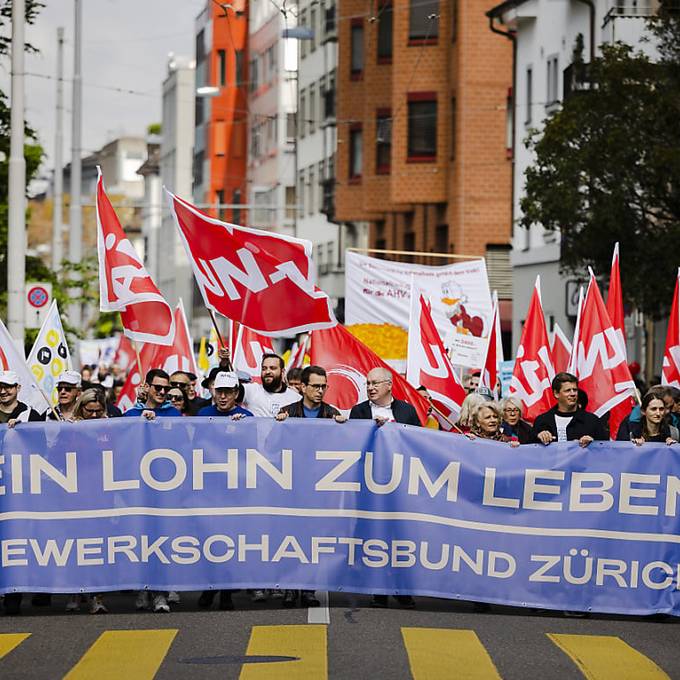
[486,0,529,19]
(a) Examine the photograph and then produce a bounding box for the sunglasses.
[170,394,185,402]
[170,381,189,388]
[57,385,76,392]
[150,384,170,393]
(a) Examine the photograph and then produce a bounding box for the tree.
[520,11,680,319]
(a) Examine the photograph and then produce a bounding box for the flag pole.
[208,308,233,370]
[428,401,465,435]
[37,384,62,421]
[133,340,144,382]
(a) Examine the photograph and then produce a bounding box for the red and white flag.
[509,277,555,422]
[550,323,572,374]
[113,333,135,373]
[96,169,174,345]
[311,323,429,423]
[166,190,336,336]
[480,292,503,393]
[116,301,197,412]
[407,288,465,423]
[571,269,636,417]
[605,242,632,436]
[233,325,276,380]
[287,335,309,370]
[662,269,680,387]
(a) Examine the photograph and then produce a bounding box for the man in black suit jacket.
[350,367,420,427]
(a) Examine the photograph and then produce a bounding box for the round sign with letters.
[27,285,49,309]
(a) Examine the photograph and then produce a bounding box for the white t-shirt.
[370,401,395,422]
[242,382,301,417]
[555,414,573,442]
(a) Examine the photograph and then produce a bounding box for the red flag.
[550,323,572,374]
[233,325,276,380]
[605,242,630,437]
[311,323,429,424]
[662,269,680,387]
[96,169,175,345]
[115,302,197,412]
[113,333,134,373]
[571,270,636,417]
[480,293,502,393]
[407,290,465,422]
[510,277,555,422]
[287,336,309,370]
[167,190,336,336]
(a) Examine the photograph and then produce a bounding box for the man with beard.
[48,371,81,421]
[241,353,301,417]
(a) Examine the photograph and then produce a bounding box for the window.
[216,189,225,220]
[349,125,363,180]
[300,9,308,59]
[193,149,204,187]
[299,89,306,137]
[249,57,259,93]
[403,231,415,252]
[451,0,458,42]
[232,189,242,225]
[235,50,244,86]
[409,0,439,43]
[325,3,336,35]
[286,112,296,140]
[407,94,437,160]
[195,95,204,126]
[267,45,277,82]
[310,6,318,51]
[546,55,559,107]
[298,170,305,218]
[525,67,533,124]
[309,84,316,134]
[196,29,205,63]
[218,49,226,87]
[376,110,392,174]
[308,166,315,215]
[377,1,393,62]
[350,20,364,79]
[324,70,336,119]
[285,186,296,221]
[435,223,448,253]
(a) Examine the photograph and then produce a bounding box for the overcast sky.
[0,0,205,182]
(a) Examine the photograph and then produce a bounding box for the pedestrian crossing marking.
[63,629,178,680]
[548,634,671,680]
[239,624,327,679]
[0,633,30,661]
[402,628,502,680]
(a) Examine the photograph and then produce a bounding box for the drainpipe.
[574,0,596,60]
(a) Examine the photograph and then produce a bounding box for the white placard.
[345,251,493,369]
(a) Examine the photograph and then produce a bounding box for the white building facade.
[159,55,196,322]
[489,0,660,359]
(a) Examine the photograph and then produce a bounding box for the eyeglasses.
[150,384,170,393]
[0,384,17,391]
[83,406,104,416]
[366,380,390,388]
[503,408,520,414]
[307,383,328,391]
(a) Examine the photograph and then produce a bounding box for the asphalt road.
[0,592,678,679]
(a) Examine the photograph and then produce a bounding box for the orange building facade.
[193,1,249,223]
[335,0,514,329]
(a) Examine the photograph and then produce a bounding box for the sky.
[0,0,206,183]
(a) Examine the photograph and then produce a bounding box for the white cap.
[213,371,239,389]
[0,370,19,386]
[57,370,82,387]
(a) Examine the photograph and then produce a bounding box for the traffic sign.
[25,282,53,329]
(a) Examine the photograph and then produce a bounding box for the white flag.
[0,318,48,413]
[26,300,72,406]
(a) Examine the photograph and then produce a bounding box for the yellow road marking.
[64,629,178,680]
[548,634,670,680]
[0,633,30,660]
[239,624,327,680]
[402,627,502,680]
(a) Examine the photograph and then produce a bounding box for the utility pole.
[7,0,26,342]
[52,27,65,271]
[68,0,83,327]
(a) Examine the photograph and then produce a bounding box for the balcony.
[563,61,594,101]
[603,1,660,23]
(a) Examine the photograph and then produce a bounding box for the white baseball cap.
[57,370,82,386]
[0,370,19,386]
[213,371,239,389]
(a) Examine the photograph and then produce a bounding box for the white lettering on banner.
[577,328,627,379]
[315,451,362,492]
[29,453,78,494]
[407,458,460,502]
[192,449,239,490]
[245,449,293,490]
[102,451,140,491]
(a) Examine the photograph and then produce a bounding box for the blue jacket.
[197,404,253,417]
[123,401,182,418]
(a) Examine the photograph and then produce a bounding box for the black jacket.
[530,406,609,443]
[501,418,533,444]
[0,401,44,424]
[349,398,420,426]
[616,417,678,442]
[281,400,340,419]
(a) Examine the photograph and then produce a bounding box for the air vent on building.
[485,244,512,299]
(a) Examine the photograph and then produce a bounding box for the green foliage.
[0,0,44,56]
[146,122,162,136]
[520,16,680,319]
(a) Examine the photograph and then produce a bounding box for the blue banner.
[1,417,680,616]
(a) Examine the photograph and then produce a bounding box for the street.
[0,592,677,679]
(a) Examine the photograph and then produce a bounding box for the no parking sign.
[25,282,53,329]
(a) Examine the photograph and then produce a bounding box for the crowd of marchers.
[0,347,678,617]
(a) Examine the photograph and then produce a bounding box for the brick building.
[335,0,514,338]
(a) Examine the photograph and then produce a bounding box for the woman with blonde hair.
[471,401,519,447]
[73,389,107,421]
[500,396,532,444]
[456,392,487,433]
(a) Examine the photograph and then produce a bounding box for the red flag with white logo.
[662,269,680,387]
[605,242,632,437]
[233,325,276,380]
[480,292,503,394]
[96,169,174,345]
[166,190,336,336]
[113,333,134,373]
[311,323,429,424]
[509,277,556,422]
[550,323,572,374]
[571,270,636,417]
[287,335,309,370]
[116,301,197,412]
[406,289,465,422]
